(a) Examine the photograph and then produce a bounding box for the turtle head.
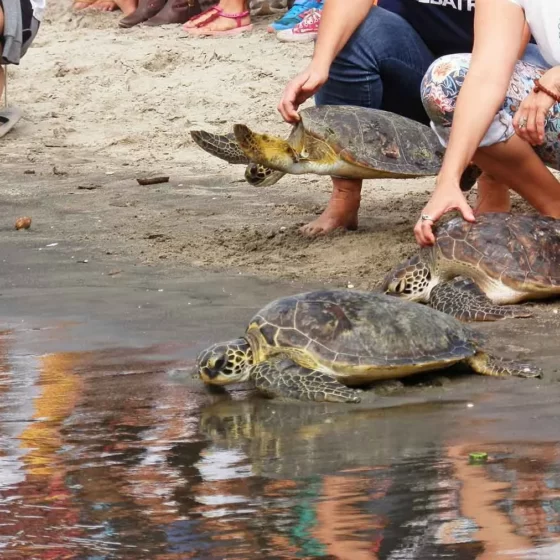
[197,338,253,385]
[234,124,299,172]
[382,251,437,303]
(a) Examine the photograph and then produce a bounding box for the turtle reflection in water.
[199,399,465,478]
[196,290,541,404]
[191,105,481,190]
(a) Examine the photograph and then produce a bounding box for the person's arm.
[414,0,525,246]
[278,0,372,123]
[517,21,531,59]
[312,0,373,70]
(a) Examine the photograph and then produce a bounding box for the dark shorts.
[0,0,40,64]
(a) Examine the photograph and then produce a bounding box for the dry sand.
[3,1,529,289]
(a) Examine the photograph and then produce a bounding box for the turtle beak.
[200,366,221,381]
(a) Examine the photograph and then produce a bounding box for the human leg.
[0,4,4,101]
[474,173,511,214]
[422,55,560,218]
[300,6,435,236]
[0,1,33,137]
[473,43,552,215]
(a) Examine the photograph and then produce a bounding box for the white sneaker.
[276,7,321,43]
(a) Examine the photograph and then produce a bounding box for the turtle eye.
[214,356,227,371]
[395,279,407,294]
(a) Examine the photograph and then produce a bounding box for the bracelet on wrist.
[533,78,560,104]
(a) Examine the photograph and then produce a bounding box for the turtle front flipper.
[251,357,362,403]
[244,163,286,187]
[190,130,250,165]
[429,279,533,322]
[467,352,542,378]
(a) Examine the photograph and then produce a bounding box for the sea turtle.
[382,213,560,322]
[196,289,541,404]
[190,106,481,190]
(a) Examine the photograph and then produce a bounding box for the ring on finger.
[519,117,528,129]
[420,214,434,222]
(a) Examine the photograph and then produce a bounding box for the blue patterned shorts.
[421,54,560,169]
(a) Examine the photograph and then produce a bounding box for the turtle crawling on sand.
[190,106,481,190]
[196,290,541,404]
[382,213,560,322]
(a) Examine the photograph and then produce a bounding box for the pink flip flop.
[183,7,253,36]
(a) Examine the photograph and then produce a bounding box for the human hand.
[277,64,329,123]
[414,179,476,246]
[513,67,560,146]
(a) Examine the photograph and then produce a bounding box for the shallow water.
[0,236,558,559]
[1,324,560,560]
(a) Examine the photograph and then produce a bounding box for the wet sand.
[1,237,560,558]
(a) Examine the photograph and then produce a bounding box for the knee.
[420,54,470,125]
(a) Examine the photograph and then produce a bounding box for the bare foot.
[300,178,362,237]
[90,0,118,11]
[185,13,251,34]
[474,172,512,215]
[114,0,137,15]
[184,1,251,33]
[183,6,219,29]
[73,0,95,10]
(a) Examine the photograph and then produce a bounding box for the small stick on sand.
[136,176,170,186]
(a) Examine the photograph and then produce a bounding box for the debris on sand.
[15,217,32,230]
[136,176,170,186]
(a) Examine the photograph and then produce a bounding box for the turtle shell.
[245,290,484,382]
[435,213,560,290]
[299,105,445,176]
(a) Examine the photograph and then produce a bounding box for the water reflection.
[0,328,558,559]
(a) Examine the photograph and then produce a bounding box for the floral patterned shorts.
[421,54,560,169]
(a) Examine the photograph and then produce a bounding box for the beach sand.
[5,1,530,290]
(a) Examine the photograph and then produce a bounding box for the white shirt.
[510,0,560,66]
[30,0,46,21]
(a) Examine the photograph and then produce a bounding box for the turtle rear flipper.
[251,357,362,403]
[467,352,542,378]
[190,130,250,165]
[429,279,533,322]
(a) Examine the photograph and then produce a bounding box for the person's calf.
[475,135,560,218]
[474,172,512,215]
[300,177,362,236]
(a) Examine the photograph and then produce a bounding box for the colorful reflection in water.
[0,329,559,559]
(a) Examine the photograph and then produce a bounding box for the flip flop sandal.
[184,8,253,36]
[182,5,222,30]
[0,107,23,138]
